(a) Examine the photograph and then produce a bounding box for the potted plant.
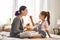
[57,32,60,35]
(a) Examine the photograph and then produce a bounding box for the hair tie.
[18,11,20,14]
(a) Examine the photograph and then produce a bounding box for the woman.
[10,6,28,38]
[30,11,51,38]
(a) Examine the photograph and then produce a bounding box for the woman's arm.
[12,17,21,34]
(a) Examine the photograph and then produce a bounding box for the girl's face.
[22,8,28,16]
[39,14,45,20]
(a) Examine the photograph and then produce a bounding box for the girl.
[10,6,28,38]
[30,11,51,38]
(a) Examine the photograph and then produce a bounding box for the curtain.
[0,0,13,25]
[17,0,48,26]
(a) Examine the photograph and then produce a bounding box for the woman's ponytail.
[15,11,20,16]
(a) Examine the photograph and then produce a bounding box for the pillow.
[2,24,11,32]
[0,26,2,32]
[0,25,3,32]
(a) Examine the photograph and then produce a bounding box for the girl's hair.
[15,6,27,16]
[46,11,50,25]
[40,11,50,25]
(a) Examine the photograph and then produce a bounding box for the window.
[0,0,13,24]
[18,0,48,26]
[0,0,48,25]
[18,0,36,26]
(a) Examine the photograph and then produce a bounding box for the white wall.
[47,0,60,33]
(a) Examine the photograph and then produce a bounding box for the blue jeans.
[39,31,46,38]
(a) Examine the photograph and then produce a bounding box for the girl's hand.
[30,16,32,19]
[30,16,35,26]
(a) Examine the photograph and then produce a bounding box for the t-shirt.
[41,21,49,32]
[34,20,49,32]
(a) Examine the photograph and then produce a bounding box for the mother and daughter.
[10,6,51,38]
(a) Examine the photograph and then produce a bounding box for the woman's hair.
[15,6,27,16]
[40,11,50,25]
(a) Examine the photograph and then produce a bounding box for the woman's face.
[22,8,28,16]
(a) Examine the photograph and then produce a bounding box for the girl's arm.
[46,30,51,38]
[45,21,51,38]
[30,16,35,26]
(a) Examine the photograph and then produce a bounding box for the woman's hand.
[49,36,51,38]
[26,23,30,26]
[24,23,33,31]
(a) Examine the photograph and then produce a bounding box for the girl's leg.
[31,34,43,38]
